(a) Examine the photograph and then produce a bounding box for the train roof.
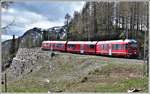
[42,41,67,44]
[97,39,137,44]
[67,41,97,44]
[42,39,137,44]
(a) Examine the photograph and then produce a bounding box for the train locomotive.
[41,39,139,58]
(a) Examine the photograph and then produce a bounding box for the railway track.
[43,50,144,64]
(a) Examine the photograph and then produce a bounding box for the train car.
[96,39,139,57]
[41,41,51,50]
[96,40,111,55]
[67,41,97,54]
[41,39,139,58]
[53,41,67,51]
[41,41,67,51]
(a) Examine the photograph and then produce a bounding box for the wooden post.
[143,27,146,77]
[147,57,149,77]
[146,2,149,77]
[4,73,7,92]
[144,2,149,77]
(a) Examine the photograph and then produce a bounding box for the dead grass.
[2,51,147,92]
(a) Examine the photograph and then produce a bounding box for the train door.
[109,44,112,56]
[50,44,53,51]
[80,44,84,54]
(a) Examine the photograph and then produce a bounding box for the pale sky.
[1,1,85,41]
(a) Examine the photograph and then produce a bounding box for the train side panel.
[96,41,111,55]
[67,41,97,54]
[96,41,128,57]
[96,39,139,57]
[111,42,128,57]
[67,44,80,53]
[42,39,139,58]
[41,41,67,51]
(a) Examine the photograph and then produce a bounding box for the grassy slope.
[66,63,148,92]
[2,52,148,93]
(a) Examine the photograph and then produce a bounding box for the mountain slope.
[2,48,147,92]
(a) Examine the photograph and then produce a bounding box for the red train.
[41,39,139,58]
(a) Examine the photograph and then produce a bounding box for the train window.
[101,44,104,49]
[103,44,106,49]
[112,45,114,49]
[112,44,122,50]
[118,44,122,50]
[68,44,75,48]
[101,44,108,50]
[43,43,47,46]
[103,44,109,50]
[47,43,50,47]
[115,45,118,49]
[46,43,49,46]
[106,44,109,49]
[125,44,128,49]
[88,45,95,49]
[122,44,126,50]
[112,44,116,50]
[54,44,56,47]
[56,44,63,48]
[101,44,105,49]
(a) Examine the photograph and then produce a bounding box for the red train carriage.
[96,39,139,57]
[41,41,51,50]
[41,41,67,51]
[96,41,111,55]
[41,39,139,58]
[53,41,67,51]
[67,41,97,54]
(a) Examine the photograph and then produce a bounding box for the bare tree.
[1,19,15,32]
[65,13,71,40]
[1,1,13,9]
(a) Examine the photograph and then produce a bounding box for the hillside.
[2,27,65,71]
[2,48,148,92]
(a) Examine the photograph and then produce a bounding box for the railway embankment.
[2,47,148,92]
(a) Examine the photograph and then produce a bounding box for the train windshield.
[129,43,138,48]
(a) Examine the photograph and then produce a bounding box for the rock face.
[7,48,47,79]
[2,28,43,71]
[2,40,13,70]
[2,39,20,71]
[5,47,103,82]
[19,28,43,48]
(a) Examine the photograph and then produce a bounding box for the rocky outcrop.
[5,47,103,82]
[2,39,20,71]
[2,28,43,71]
[7,48,45,78]
[19,27,43,48]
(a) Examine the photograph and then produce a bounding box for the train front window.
[130,43,138,48]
